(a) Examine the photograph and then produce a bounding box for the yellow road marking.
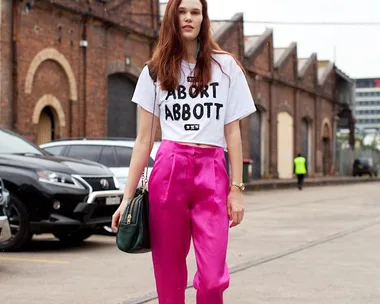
[0,256,69,264]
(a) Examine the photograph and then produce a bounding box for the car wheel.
[0,195,33,251]
[53,229,93,244]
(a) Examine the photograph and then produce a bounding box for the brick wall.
[252,42,272,74]
[215,16,243,61]
[277,49,297,82]
[0,0,13,129]
[14,5,78,138]
[302,58,317,89]
[50,0,159,36]
[9,1,154,141]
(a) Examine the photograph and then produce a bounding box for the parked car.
[40,138,161,190]
[0,128,124,251]
[352,158,378,177]
[0,178,11,243]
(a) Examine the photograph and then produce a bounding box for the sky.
[203,0,380,79]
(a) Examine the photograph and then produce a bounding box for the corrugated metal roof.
[298,58,308,73]
[244,36,260,54]
[274,48,286,64]
[318,61,334,85]
[318,66,326,80]
[211,21,230,37]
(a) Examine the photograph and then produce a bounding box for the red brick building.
[212,14,354,178]
[0,0,355,179]
[0,0,160,142]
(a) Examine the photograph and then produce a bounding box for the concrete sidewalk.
[2,183,380,304]
[245,176,380,191]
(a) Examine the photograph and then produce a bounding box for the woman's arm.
[112,107,159,231]
[224,120,245,228]
[224,120,243,185]
[122,108,159,200]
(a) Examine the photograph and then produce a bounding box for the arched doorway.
[107,73,137,138]
[250,109,265,179]
[277,112,294,179]
[301,118,312,172]
[36,107,56,145]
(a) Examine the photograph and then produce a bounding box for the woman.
[111,0,256,303]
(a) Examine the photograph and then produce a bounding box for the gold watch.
[231,181,245,191]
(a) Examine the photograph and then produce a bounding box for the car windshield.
[0,129,44,155]
[359,159,372,166]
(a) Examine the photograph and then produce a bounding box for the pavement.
[1,183,380,304]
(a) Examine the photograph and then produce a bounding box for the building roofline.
[318,61,334,86]
[212,13,244,43]
[336,66,353,83]
[354,77,380,80]
[244,28,273,59]
[298,53,317,79]
[274,42,296,69]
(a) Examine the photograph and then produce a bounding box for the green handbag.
[116,186,151,253]
[116,62,157,254]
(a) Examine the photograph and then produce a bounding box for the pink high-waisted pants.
[148,140,230,304]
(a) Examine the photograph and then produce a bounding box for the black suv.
[0,128,124,251]
[0,178,11,243]
[352,158,378,177]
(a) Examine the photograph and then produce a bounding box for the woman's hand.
[111,200,129,232]
[227,187,245,228]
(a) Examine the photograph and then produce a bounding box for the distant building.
[354,78,380,131]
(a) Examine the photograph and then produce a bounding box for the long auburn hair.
[149,0,244,92]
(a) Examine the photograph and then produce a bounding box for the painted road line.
[0,256,70,264]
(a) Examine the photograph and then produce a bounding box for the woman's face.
[178,0,203,42]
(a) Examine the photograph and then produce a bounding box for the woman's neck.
[184,39,198,63]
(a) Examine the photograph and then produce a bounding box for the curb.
[245,177,380,191]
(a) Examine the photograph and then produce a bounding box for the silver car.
[0,178,11,243]
[40,139,161,191]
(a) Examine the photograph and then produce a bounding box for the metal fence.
[336,144,380,176]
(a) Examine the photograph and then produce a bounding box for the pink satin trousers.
[148,140,230,304]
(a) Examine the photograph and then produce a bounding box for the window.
[98,146,118,167]
[66,145,102,162]
[115,146,133,167]
[43,145,65,156]
[0,129,43,155]
[115,146,155,167]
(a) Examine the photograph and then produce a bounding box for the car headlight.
[37,170,85,189]
[113,176,121,190]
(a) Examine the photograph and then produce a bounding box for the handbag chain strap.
[141,64,157,191]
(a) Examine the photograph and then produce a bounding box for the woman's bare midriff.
[177,141,216,149]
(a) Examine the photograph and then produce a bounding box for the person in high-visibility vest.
[293,153,308,190]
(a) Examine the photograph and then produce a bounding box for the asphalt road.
[1,182,380,304]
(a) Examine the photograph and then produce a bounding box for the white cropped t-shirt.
[131,53,256,148]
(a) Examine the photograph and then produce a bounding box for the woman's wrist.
[121,197,132,206]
